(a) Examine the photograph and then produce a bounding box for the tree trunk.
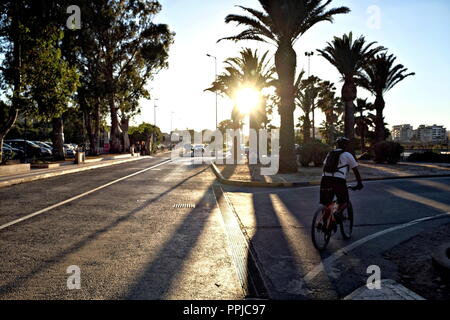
[145,134,152,155]
[311,105,315,140]
[374,94,386,143]
[109,101,122,153]
[94,102,100,154]
[341,77,357,153]
[106,60,121,154]
[120,116,130,152]
[325,113,334,145]
[249,113,259,163]
[303,114,311,143]
[52,117,65,161]
[0,109,19,164]
[359,110,366,152]
[275,40,297,173]
[231,105,240,163]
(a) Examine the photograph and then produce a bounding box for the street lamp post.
[206,54,218,130]
[305,51,315,139]
[305,51,314,77]
[153,98,159,127]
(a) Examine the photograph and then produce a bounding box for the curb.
[0,156,153,189]
[343,279,425,300]
[432,242,450,278]
[210,163,450,188]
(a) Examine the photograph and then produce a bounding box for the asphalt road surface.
[0,155,243,299]
[221,176,450,299]
[0,155,449,300]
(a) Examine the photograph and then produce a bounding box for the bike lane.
[218,176,450,299]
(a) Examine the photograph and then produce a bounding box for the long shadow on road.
[0,166,209,298]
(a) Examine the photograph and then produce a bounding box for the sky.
[133,0,450,134]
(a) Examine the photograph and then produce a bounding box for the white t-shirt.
[322,149,358,180]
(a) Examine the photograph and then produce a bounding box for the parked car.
[4,139,50,159]
[33,141,53,155]
[3,142,25,160]
[2,143,14,161]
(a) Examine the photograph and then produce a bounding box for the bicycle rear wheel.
[339,201,354,240]
[311,206,331,251]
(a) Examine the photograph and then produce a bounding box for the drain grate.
[173,203,196,209]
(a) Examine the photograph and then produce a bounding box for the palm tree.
[318,32,384,152]
[316,81,341,145]
[358,53,415,143]
[354,98,375,152]
[294,72,322,143]
[219,0,350,173]
[205,48,275,161]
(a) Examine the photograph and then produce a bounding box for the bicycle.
[311,185,358,251]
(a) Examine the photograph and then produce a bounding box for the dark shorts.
[320,176,349,205]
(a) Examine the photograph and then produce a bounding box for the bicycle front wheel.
[339,201,354,240]
[311,206,331,251]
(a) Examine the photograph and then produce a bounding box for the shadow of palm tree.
[245,191,310,299]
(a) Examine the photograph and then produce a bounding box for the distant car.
[64,144,75,158]
[191,144,205,157]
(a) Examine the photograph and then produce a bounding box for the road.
[0,155,243,299]
[0,155,449,300]
[220,176,450,299]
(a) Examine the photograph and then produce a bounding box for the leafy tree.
[82,0,173,154]
[316,81,341,145]
[219,0,350,173]
[318,32,384,152]
[294,72,321,143]
[354,98,375,152]
[0,1,25,163]
[357,52,414,143]
[0,1,79,162]
[129,122,161,155]
[22,27,79,160]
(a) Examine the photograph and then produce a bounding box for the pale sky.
[133,0,450,134]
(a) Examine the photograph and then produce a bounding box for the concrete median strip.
[0,156,153,189]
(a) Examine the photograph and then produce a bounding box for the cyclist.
[320,137,363,222]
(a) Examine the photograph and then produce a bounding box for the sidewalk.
[212,160,450,187]
[0,154,153,188]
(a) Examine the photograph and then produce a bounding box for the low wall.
[0,163,31,176]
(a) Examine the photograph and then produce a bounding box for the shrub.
[408,151,450,163]
[374,141,404,164]
[299,140,331,167]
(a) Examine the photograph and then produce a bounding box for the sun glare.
[235,87,261,114]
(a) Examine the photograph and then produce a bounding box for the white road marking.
[0,159,173,232]
[303,211,450,283]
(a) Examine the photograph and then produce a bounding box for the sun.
[234,86,261,114]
